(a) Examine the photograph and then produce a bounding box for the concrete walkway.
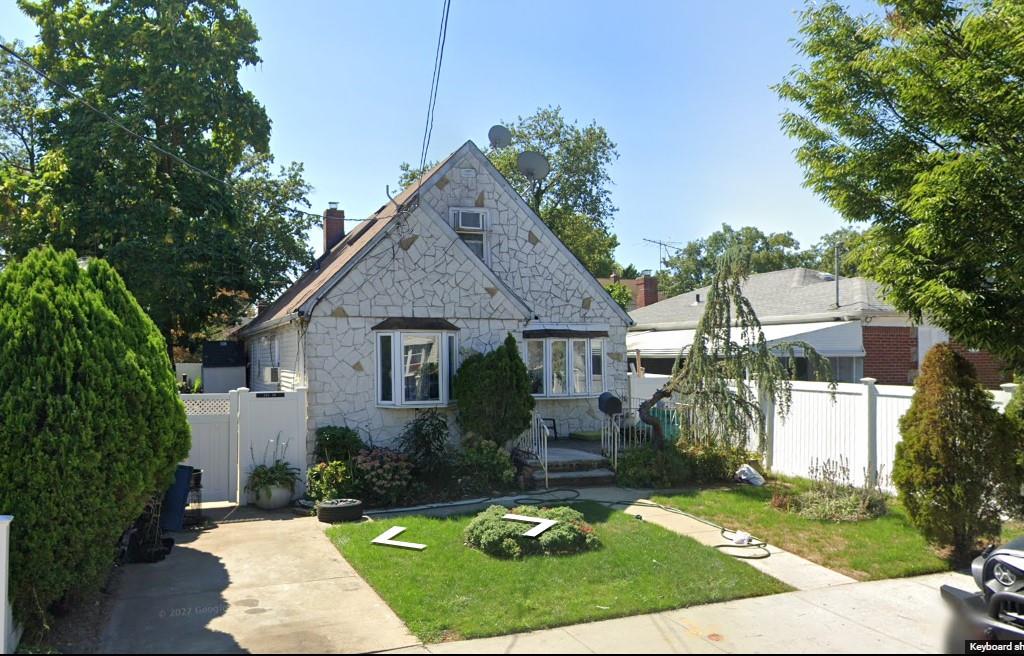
[385,571,967,654]
[100,508,419,654]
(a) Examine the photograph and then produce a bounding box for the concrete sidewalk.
[100,508,419,654]
[385,571,966,654]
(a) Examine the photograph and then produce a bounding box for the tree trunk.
[638,385,672,450]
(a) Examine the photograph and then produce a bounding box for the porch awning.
[626,320,864,358]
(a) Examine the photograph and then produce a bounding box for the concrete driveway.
[100,508,418,654]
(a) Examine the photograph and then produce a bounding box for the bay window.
[523,335,607,398]
[376,326,458,407]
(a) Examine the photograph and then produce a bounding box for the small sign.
[502,513,558,538]
[371,526,427,551]
[255,392,285,398]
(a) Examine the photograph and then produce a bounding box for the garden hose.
[352,487,773,560]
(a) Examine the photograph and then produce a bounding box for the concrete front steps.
[529,447,616,488]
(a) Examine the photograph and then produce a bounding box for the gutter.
[237,312,301,339]
[630,309,904,332]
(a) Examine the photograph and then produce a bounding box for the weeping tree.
[639,249,834,452]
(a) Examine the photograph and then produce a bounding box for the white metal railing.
[513,413,550,488]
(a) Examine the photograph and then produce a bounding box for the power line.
[0,41,330,222]
[418,0,451,173]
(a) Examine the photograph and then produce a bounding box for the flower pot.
[253,484,293,510]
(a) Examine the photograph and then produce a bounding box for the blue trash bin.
[161,464,193,531]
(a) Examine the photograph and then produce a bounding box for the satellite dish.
[488,124,512,149]
[517,151,550,181]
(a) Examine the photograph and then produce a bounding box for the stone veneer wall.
[300,149,629,459]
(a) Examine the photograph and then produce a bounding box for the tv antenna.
[642,238,682,272]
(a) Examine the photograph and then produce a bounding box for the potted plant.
[245,436,300,510]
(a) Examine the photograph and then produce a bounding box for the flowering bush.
[351,448,414,506]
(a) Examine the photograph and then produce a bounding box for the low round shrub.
[351,448,414,507]
[464,505,600,558]
[616,446,691,488]
[306,461,351,502]
[678,443,749,483]
[0,247,190,629]
[454,440,516,494]
[314,425,365,463]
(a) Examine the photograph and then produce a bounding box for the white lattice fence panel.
[181,394,231,416]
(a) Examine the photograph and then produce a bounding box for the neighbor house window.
[524,336,607,398]
[377,330,457,407]
[451,208,487,261]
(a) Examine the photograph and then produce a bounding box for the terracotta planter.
[253,484,293,510]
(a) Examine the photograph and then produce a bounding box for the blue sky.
[1,0,877,270]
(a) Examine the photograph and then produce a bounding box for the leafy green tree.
[1,0,315,353]
[641,248,833,451]
[453,334,535,448]
[800,227,867,278]
[0,247,190,630]
[777,0,1024,369]
[617,263,641,279]
[893,343,1015,564]
[658,224,809,297]
[0,40,47,262]
[400,106,620,276]
[604,281,633,311]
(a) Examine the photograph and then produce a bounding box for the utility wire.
[418,0,451,173]
[0,41,331,222]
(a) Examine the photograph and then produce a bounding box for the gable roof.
[629,268,899,329]
[241,139,633,337]
[239,154,455,337]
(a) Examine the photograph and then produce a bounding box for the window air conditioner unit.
[262,366,280,384]
[455,209,484,231]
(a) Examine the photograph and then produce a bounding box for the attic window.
[451,208,487,262]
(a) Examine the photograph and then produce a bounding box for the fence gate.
[180,388,308,505]
[180,393,239,503]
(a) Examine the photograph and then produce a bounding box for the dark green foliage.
[463,505,600,559]
[3,1,317,351]
[351,448,414,507]
[306,461,351,502]
[778,0,1024,369]
[453,441,516,495]
[678,444,748,484]
[453,334,534,447]
[0,247,190,628]
[397,410,451,480]
[314,425,365,463]
[1007,378,1024,518]
[893,344,1015,564]
[616,447,691,489]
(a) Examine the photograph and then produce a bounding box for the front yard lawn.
[654,481,948,580]
[327,501,789,642]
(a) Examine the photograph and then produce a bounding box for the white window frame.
[450,207,489,264]
[376,330,458,408]
[523,336,607,399]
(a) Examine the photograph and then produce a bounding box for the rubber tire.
[317,498,364,523]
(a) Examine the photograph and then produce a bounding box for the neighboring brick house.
[627,268,1008,387]
[238,140,633,460]
[596,273,660,311]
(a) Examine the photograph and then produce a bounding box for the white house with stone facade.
[238,140,633,462]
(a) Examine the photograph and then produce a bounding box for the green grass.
[654,482,949,580]
[327,501,789,642]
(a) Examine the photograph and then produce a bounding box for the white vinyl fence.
[181,387,308,505]
[628,374,1017,490]
[1,515,18,654]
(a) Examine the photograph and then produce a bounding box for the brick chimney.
[323,202,345,253]
[635,274,659,308]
